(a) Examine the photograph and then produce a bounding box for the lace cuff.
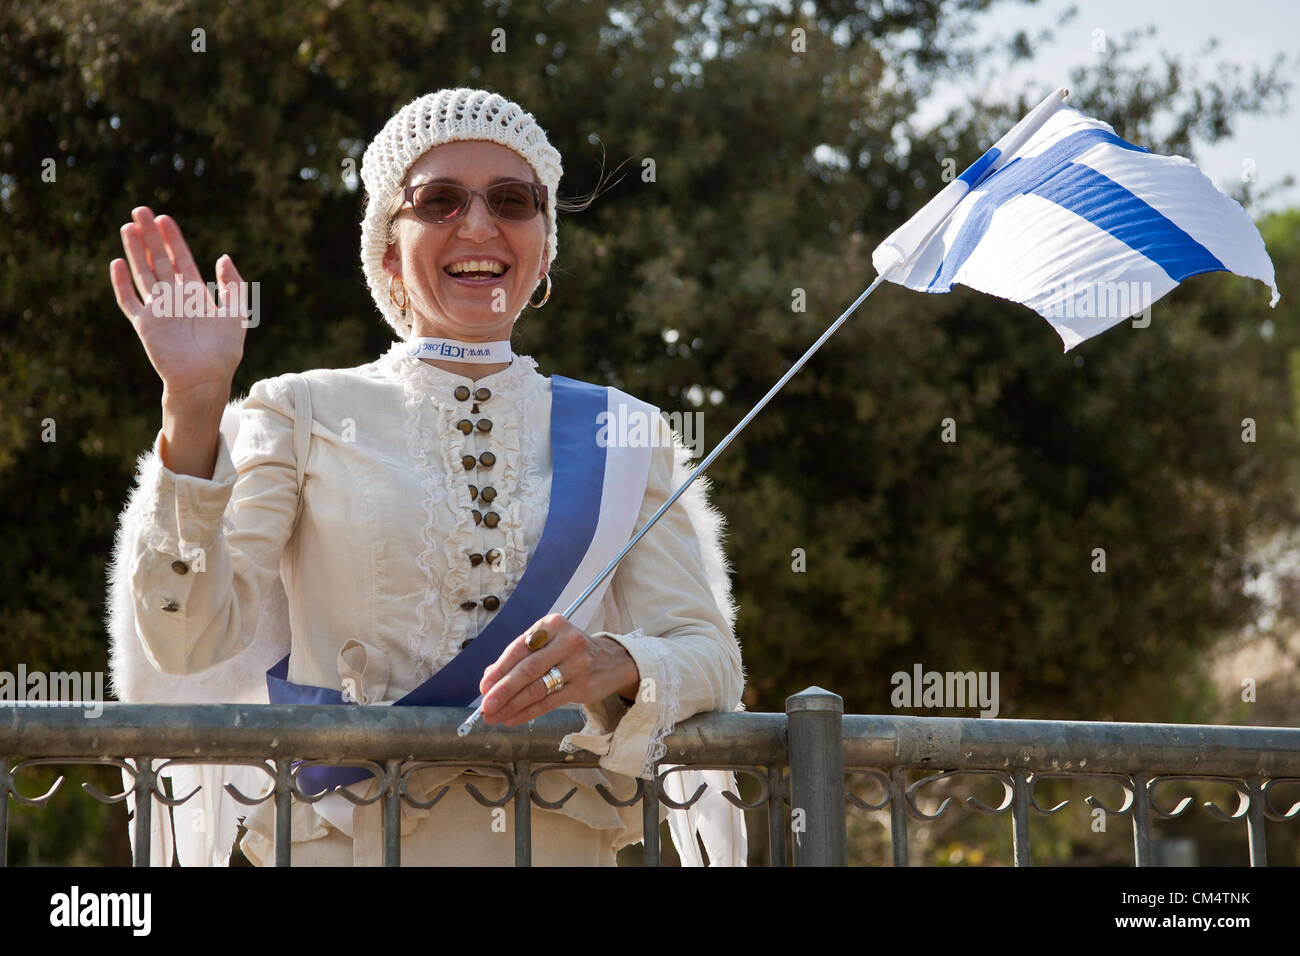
[139,428,239,558]
[559,627,683,780]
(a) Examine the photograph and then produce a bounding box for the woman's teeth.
[446,260,508,279]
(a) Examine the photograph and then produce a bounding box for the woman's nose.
[456,193,500,239]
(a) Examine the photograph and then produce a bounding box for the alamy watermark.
[0,664,104,718]
[596,407,704,458]
[890,663,1000,718]
[148,276,260,327]
[1041,279,1154,327]
[49,886,151,935]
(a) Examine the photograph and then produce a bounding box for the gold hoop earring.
[389,274,408,318]
[529,274,552,309]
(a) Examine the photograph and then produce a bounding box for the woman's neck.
[419,357,511,381]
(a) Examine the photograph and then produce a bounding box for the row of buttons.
[457,383,501,649]
[454,385,491,402]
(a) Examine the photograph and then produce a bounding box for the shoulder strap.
[287,373,312,519]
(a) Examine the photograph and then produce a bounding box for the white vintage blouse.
[119,340,745,858]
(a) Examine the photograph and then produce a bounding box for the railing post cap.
[785,686,843,714]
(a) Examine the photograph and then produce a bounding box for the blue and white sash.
[267,375,657,793]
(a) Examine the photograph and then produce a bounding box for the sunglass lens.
[413,184,468,222]
[487,183,541,220]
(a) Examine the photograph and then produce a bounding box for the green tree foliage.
[1,0,1296,863]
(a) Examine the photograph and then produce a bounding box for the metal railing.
[3,686,1298,865]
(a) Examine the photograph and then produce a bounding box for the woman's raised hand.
[110,206,248,403]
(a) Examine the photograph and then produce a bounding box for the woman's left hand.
[478,613,640,725]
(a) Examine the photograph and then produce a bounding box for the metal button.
[161,600,180,612]
[476,418,492,433]
[474,387,491,402]
[170,560,189,575]
[478,451,496,468]
[454,385,471,401]
[462,454,476,470]
[483,511,500,529]
[469,552,484,566]
[486,548,502,565]
[472,509,482,526]
[460,600,477,610]
[480,486,497,503]
[482,595,501,611]
[460,638,474,650]
[456,419,473,435]
[468,484,478,501]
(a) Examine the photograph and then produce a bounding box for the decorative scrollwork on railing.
[905,769,1015,821]
[653,764,770,812]
[1021,772,1073,817]
[8,758,70,807]
[86,758,142,805]
[1026,771,1137,818]
[528,764,581,810]
[7,756,142,807]
[221,761,278,807]
[1148,775,1250,822]
[714,767,772,812]
[135,772,199,808]
[1260,777,1300,822]
[658,767,709,811]
[393,761,456,810]
[593,776,645,808]
[1082,773,1137,817]
[135,757,276,812]
[290,760,390,805]
[460,766,518,808]
[845,768,890,812]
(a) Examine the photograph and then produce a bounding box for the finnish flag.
[873,88,1280,351]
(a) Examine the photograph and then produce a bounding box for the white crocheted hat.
[360,88,564,339]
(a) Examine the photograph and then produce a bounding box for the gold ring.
[526,628,550,651]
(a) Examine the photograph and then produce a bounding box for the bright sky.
[933,0,1300,214]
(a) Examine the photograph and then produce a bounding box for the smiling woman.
[379,140,550,358]
[106,87,747,867]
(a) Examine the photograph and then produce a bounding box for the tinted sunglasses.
[402,180,548,224]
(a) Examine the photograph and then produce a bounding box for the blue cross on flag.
[872,88,1280,350]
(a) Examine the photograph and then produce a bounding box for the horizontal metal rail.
[2,691,1298,866]
[841,715,1300,777]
